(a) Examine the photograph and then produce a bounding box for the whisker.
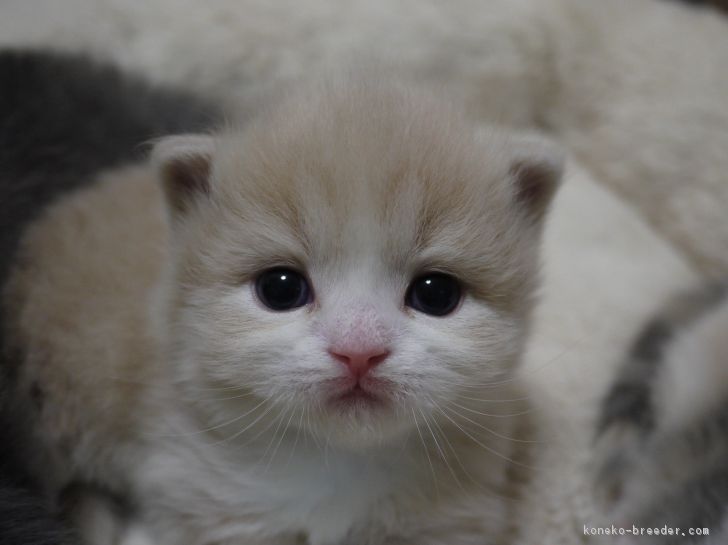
[456,394,531,403]
[426,401,481,489]
[441,403,540,444]
[323,423,332,470]
[427,401,528,505]
[103,375,267,393]
[235,402,294,449]
[307,402,323,452]
[266,405,297,471]
[411,407,439,498]
[144,395,272,438]
[254,403,290,468]
[285,408,305,469]
[418,406,463,492]
[447,400,533,419]
[431,402,535,471]
[441,334,591,389]
[213,396,281,446]
[180,390,258,404]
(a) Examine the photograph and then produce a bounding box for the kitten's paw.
[62,484,148,545]
[591,423,643,509]
[118,524,156,545]
[64,489,123,545]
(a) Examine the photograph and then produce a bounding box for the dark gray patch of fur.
[630,402,728,543]
[596,319,672,437]
[597,282,728,440]
[0,415,77,545]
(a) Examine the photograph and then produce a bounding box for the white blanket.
[515,162,696,544]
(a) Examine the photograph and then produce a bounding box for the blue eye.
[255,268,311,311]
[405,273,461,316]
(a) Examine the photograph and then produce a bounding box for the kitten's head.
[153,79,562,448]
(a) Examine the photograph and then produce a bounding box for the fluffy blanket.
[1,0,723,543]
[514,162,696,544]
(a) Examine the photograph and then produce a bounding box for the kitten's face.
[155,82,561,447]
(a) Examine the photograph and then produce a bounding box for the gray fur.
[596,319,672,437]
[597,282,728,439]
[0,444,77,545]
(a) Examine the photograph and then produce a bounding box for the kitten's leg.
[593,317,672,507]
[117,524,156,545]
[593,283,728,507]
[62,484,145,545]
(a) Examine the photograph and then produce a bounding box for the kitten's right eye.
[255,268,311,311]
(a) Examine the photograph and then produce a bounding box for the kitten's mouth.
[325,378,389,409]
[337,384,379,403]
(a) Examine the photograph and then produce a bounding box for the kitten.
[2,73,563,544]
[0,49,218,545]
[594,281,728,544]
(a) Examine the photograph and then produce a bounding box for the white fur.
[652,298,728,433]
[513,162,698,545]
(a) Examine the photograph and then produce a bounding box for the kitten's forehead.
[211,81,516,272]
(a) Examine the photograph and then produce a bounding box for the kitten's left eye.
[405,273,462,317]
[255,268,311,311]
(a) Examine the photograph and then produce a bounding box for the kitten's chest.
[267,452,407,544]
[140,433,432,545]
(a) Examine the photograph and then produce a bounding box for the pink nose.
[329,348,390,378]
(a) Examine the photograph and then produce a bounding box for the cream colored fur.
[3,81,563,545]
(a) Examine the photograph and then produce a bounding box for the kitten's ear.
[507,135,564,223]
[152,134,215,215]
